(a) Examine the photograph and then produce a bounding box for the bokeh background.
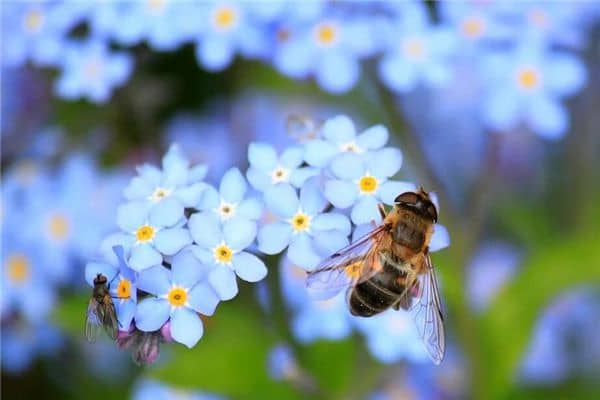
[2,1,599,399]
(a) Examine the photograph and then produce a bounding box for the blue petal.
[123,176,153,200]
[175,182,207,208]
[129,244,162,271]
[237,197,263,220]
[304,140,338,167]
[85,262,118,287]
[188,212,222,249]
[288,234,321,270]
[322,115,356,144]
[134,298,170,332]
[190,246,214,266]
[264,184,299,218]
[171,249,209,287]
[351,196,381,225]
[149,197,184,228]
[312,213,351,236]
[196,36,233,71]
[223,217,256,251]
[299,179,327,215]
[188,282,219,315]
[378,181,416,205]
[188,164,208,182]
[197,185,220,211]
[483,88,521,131]
[136,265,171,295]
[330,153,364,180]
[258,222,292,254]
[171,307,203,348]
[378,54,417,93]
[220,167,246,203]
[290,167,319,188]
[100,233,134,265]
[311,230,349,256]
[280,147,304,168]
[544,53,586,97]
[357,125,388,150]
[153,228,192,255]
[209,266,238,300]
[116,299,136,330]
[117,201,149,232]
[366,148,402,179]
[526,95,567,140]
[248,142,277,171]
[22,285,55,324]
[233,251,268,282]
[324,180,358,209]
[315,52,359,93]
[430,224,450,252]
[246,167,270,192]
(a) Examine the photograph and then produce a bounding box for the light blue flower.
[54,39,133,103]
[197,167,262,223]
[354,309,429,364]
[246,142,316,193]
[258,180,350,270]
[267,343,298,381]
[195,1,268,71]
[188,212,267,301]
[378,3,457,93]
[132,378,226,400]
[1,322,63,374]
[303,115,389,168]
[123,144,208,209]
[134,249,220,348]
[85,246,138,330]
[481,43,587,139]
[115,198,192,272]
[324,150,412,225]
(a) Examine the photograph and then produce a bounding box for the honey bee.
[85,273,118,342]
[306,188,445,364]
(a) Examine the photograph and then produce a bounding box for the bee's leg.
[377,203,386,220]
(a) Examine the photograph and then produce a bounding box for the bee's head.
[93,273,107,285]
[394,187,438,223]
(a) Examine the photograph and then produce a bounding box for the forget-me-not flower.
[258,180,350,270]
[189,212,267,301]
[134,250,220,348]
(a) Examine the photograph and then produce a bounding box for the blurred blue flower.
[115,198,192,272]
[246,142,316,192]
[303,115,389,168]
[378,3,457,93]
[189,212,267,300]
[1,322,63,374]
[132,378,226,400]
[354,309,429,364]
[481,44,586,139]
[123,144,208,209]
[279,258,352,342]
[54,40,133,103]
[197,167,262,223]
[324,150,412,225]
[258,180,350,270]
[267,343,298,381]
[467,242,520,313]
[85,246,138,330]
[195,1,267,71]
[134,249,219,348]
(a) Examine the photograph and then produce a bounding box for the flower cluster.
[3,1,595,137]
[83,114,450,364]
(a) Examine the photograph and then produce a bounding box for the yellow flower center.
[6,254,30,284]
[147,0,167,13]
[217,202,236,220]
[517,67,541,90]
[271,166,290,184]
[48,213,70,241]
[529,9,548,28]
[340,141,361,153]
[358,175,378,194]
[84,58,102,79]
[403,38,426,60]
[344,260,362,279]
[117,278,132,299]
[291,212,310,232]
[461,16,485,39]
[277,27,291,42]
[315,23,338,46]
[150,187,171,202]
[213,6,237,30]
[167,287,188,307]
[290,265,306,280]
[15,161,38,185]
[23,9,44,33]
[214,243,233,264]
[316,298,336,310]
[136,225,155,242]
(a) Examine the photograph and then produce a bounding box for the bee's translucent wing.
[85,298,101,343]
[306,224,391,300]
[101,300,119,340]
[410,253,446,365]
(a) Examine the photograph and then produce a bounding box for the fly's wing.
[410,253,446,365]
[85,298,101,343]
[101,297,119,340]
[306,224,391,300]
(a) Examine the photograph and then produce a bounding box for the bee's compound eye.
[395,192,419,205]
